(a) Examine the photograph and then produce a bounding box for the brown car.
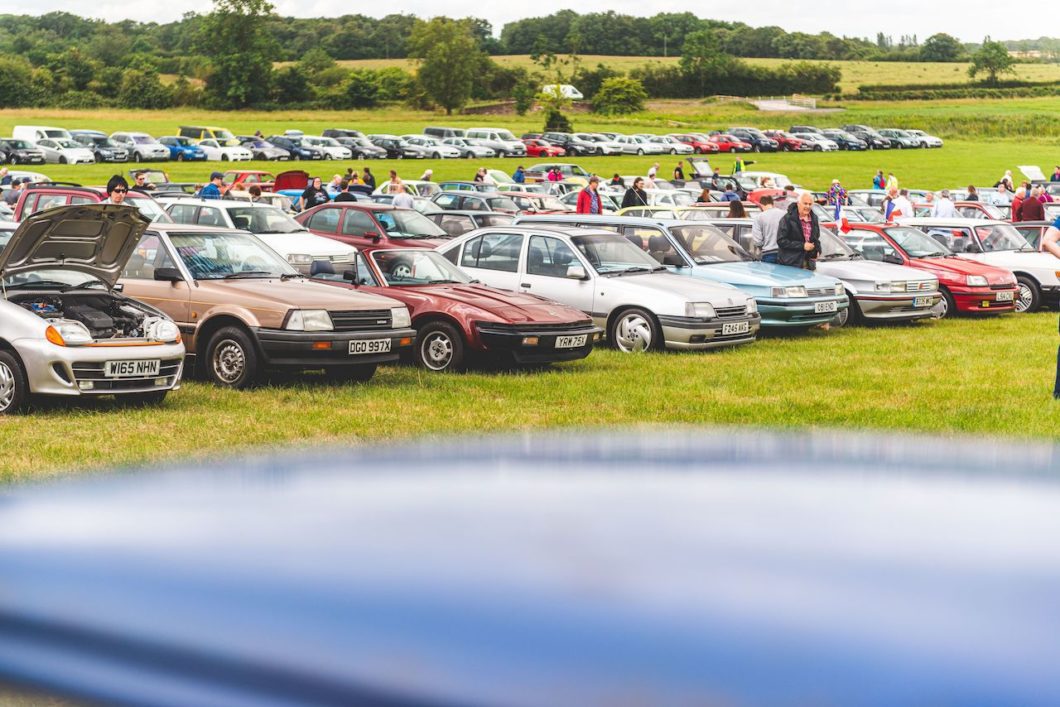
[118,224,416,388]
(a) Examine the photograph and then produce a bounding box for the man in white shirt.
[891,189,914,220]
[931,189,959,218]
[751,194,787,263]
[988,183,1012,206]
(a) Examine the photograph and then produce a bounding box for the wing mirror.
[882,253,904,265]
[566,264,588,280]
[153,267,183,283]
[965,242,982,254]
[342,259,360,284]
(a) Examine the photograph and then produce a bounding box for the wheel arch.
[606,305,663,345]
[193,314,261,366]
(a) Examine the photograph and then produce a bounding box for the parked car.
[791,133,839,152]
[297,202,450,250]
[571,133,623,156]
[523,163,592,183]
[11,125,71,143]
[877,129,922,149]
[841,223,1019,318]
[762,130,812,152]
[69,130,129,163]
[847,189,889,209]
[372,180,441,198]
[321,128,367,140]
[441,138,496,159]
[727,128,779,152]
[611,135,667,156]
[330,135,386,159]
[821,129,868,151]
[539,132,601,157]
[789,125,822,134]
[669,133,721,154]
[1012,221,1055,251]
[439,225,761,351]
[0,204,184,413]
[840,124,892,150]
[266,135,324,161]
[367,135,429,159]
[158,136,208,162]
[223,170,276,192]
[178,125,240,144]
[504,192,572,214]
[557,190,620,213]
[422,126,465,139]
[437,181,497,193]
[463,128,527,157]
[905,129,944,148]
[400,135,462,159]
[647,135,696,155]
[34,138,95,165]
[0,138,46,165]
[708,134,753,153]
[433,192,520,214]
[197,139,254,162]
[236,137,291,161]
[738,171,794,189]
[522,138,565,158]
[370,194,443,215]
[426,210,516,237]
[14,184,171,223]
[911,201,1006,220]
[518,215,847,329]
[302,136,353,160]
[118,224,415,387]
[306,246,600,371]
[110,132,170,162]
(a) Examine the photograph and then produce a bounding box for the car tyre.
[636,148,644,156]
[59,156,67,164]
[814,145,823,152]
[609,307,660,353]
[417,321,465,372]
[8,155,18,165]
[1015,275,1041,313]
[133,152,143,163]
[0,351,28,415]
[204,326,260,389]
[933,288,956,319]
[752,145,760,153]
[176,152,185,161]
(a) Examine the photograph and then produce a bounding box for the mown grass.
[2,313,1059,482]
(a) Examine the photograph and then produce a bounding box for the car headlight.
[745,299,758,314]
[833,282,844,296]
[875,282,891,293]
[287,253,313,265]
[46,320,93,346]
[771,286,807,298]
[144,318,181,343]
[391,307,411,329]
[685,302,716,319]
[286,309,333,331]
[966,275,989,287]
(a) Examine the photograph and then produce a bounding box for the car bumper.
[184,153,208,161]
[474,323,602,363]
[855,292,941,320]
[15,339,185,397]
[756,296,849,327]
[98,154,129,163]
[656,314,761,350]
[950,286,1019,313]
[14,155,45,164]
[254,328,416,367]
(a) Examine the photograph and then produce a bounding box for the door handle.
[519,283,531,288]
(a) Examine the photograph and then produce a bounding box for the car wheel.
[1016,276,1041,313]
[781,144,790,152]
[814,145,823,152]
[752,145,760,153]
[123,390,169,407]
[636,148,644,156]
[417,321,465,372]
[58,156,66,164]
[176,152,184,162]
[921,142,928,149]
[609,308,660,353]
[324,364,377,382]
[204,326,260,389]
[432,152,441,160]
[836,294,862,327]
[8,155,18,165]
[936,288,956,319]
[0,351,28,415]
[895,143,904,150]
[133,152,142,162]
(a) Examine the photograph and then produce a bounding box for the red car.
[840,223,1019,317]
[669,134,720,154]
[708,134,752,153]
[297,202,450,250]
[13,183,168,223]
[522,139,566,158]
[313,247,601,371]
[224,170,276,192]
[763,130,811,152]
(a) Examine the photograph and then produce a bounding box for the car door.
[520,234,595,314]
[119,232,193,335]
[340,208,384,248]
[453,231,524,291]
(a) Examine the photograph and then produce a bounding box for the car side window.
[846,233,895,261]
[123,234,176,280]
[461,232,522,272]
[36,195,69,213]
[341,209,377,236]
[307,207,340,233]
[624,227,681,265]
[196,207,225,227]
[527,236,579,277]
[463,198,486,212]
[168,204,197,224]
[435,194,458,209]
[69,196,93,206]
[438,215,471,237]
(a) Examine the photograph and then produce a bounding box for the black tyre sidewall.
[416,321,465,372]
[205,326,259,388]
[0,350,28,414]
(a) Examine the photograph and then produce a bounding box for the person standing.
[931,190,959,218]
[966,185,979,202]
[695,188,711,204]
[988,183,1012,206]
[0,167,10,187]
[392,183,415,209]
[298,176,329,211]
[752,194,785,263]
[673,162,685,181]
[199,172,225,200]
[776,192,821,270]
[420,169,433,182]
[886,172,899,192]
[621,177,648,209]
[647,162,659,181]
[362,167,376,190]
[333,181,358,203]
[720,185,739,202]
[727,200,746,218]
[1021,187,1046,221]
[102,175,130,205]
[1051,166,1060,183]
[872,170,885,190]
[891,189,914,220]
[1039,216,1060,397]
[513,166,526,184]
[827,179,847,220]
[1011,187,1026,223]
[131,170,155,193]
[576,176,603,215]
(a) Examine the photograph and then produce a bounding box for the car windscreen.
[372,250,473,286]
[132,136,156,144]
[5,140,33,149]
[55,139,81,149]
[126,196,172,223]
[571,233,664,274]
[818,227,858,259]
[485,197,519,212]
[374,210,448,238]
[884,227,952,257]
[169,231,296,280]
[228,207,305,234]
[975,224,1033,252]
[670,224,750,264]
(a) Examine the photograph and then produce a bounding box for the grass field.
[2,312,1059,482]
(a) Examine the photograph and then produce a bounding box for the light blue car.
[515,214,848,328]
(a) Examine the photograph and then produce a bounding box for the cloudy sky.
[17,1,1035,43]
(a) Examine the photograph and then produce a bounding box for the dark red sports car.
[763,130,812,152]
[313,247,601,371]
[522,139,566,158]
[296,202,450,250]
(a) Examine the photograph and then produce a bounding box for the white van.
[12,125,72,143]
[463,128,526,158]
[541,84,584,100]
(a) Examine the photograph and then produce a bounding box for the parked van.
[12,125,72,143]
[541,84,584,100]
[178,126,241,147]
[423,126,465,139]
[463,128,526,158]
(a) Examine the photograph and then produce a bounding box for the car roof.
[903,217,1010,227]
[160,198,276,210]
[146,223,247,234]
[518,214,689,228]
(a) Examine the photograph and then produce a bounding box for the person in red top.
[1011,185,1029,222]
[1021,186,1046,221]
[576,175,603,215]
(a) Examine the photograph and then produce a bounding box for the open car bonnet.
[273,170,311,192]
[1020,165,1046,182]
[0,204,149,288]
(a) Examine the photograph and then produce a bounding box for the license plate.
[996,291,1014,302]
[722,321,750,335]
[105,359,160,378]
[913,296,933,307]
[349,339,391,355]
[814,301,838,314]
[555,334,588,349]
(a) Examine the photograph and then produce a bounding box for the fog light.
[312,341,331,350]
[77,381,94,391]
[399,337,413,346]
[154,377,168,387]
[522,336,540,346]
[593,333,602,342]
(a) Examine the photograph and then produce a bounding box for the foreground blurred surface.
[1,430,1059,706]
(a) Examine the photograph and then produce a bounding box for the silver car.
[442,138,496,159]
[438,225,761,352]
[35,138,96,165]
[0,205,184,414]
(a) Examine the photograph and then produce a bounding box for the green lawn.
[2,313,1059,482]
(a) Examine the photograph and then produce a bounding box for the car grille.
[477,321,592,333]
[714,305,747,319]
[905,281,935,292]
[806,287,836,297]
[72,359,182,391]
[330,309,392,331]
[990,284,1014,290]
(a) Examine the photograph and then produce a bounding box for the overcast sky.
[16,1,1038,43]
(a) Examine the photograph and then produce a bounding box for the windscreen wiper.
[223,271,273,279]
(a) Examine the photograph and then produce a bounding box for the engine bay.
[12,293,167,341]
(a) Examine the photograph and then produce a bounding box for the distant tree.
[117,69,172,109]
[0,56,38,107]
[543,109,572,132]
[343,70,380,108]
[407,18,483,114]
[512,76,537,115]
[297,47,336,76]
[968,38,1016,84]
[198,0,276,108]
[680,29,738,96]
[592,76,647,115]
[272,65,312,103]
[920,33,965,62]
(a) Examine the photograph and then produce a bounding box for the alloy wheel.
[0,361,16,412]
[1016,283,1034,313]
[421,332,454,371]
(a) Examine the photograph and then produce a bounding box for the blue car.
[516,214,848,328]
[158,136,207,162]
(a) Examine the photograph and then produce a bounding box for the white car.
[302,136,352,161]
[438,225,761,352]
[571,134,622,156]
[0,204,184,414]
[158,199,355,274]
[647,136,695,155]
[401,136,462,159]
[641,189,696,207]
[903,217,1059,312]
[197,139,253,162]
[110,132,170,162]
[739,171,794,189]
[463,128,527,158]
[34,138,96,165]
[792,133,839,152]
[442,138,496,159]
[906,130,944,148]
[612,135,667,156]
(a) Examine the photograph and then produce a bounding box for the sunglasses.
[112,188,128,194]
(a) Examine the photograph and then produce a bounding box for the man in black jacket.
[776,191,820,270]
[620,177,648,209]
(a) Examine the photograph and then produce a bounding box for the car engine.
[13,294,169,340]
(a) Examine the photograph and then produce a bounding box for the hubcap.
[615,314,652,353]
[1016,284,1033,312]
[213,340,246,384]
[0,362,16,411]
[421,332,453,370]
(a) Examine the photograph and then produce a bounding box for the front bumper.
[98,152,129,163]
[254,327,416,367]
[950,286,1019,313]
[474,322,602,363]
[757,296,850,327]
[16,339,185,397]
[856,292,941,320]
[656,313,761,350]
